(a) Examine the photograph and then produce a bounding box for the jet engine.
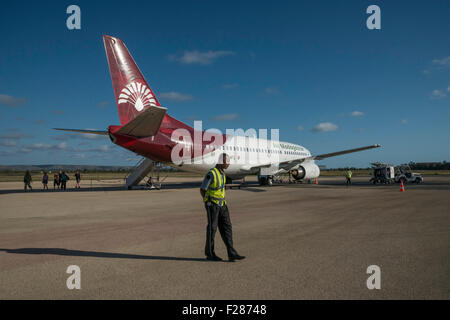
[291,162,320,180]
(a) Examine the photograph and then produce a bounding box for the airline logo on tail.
[118,81,158,112]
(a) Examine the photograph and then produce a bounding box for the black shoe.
[206,255,223,261]
[228,254,246,262]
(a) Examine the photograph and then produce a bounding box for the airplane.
[55,35,380,188]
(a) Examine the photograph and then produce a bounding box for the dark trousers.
[205,202,238,258]
[346,177,352,185]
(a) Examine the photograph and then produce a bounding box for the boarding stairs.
[125,158,168,190]
[125,158,154,189]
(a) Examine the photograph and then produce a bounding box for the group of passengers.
[23,170,81,191]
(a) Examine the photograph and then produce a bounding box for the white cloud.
[158,92,193,102]
[297,125,305,131]
[431,89,446,99]
[0,139,17,147]
[312,122,339,132]
[0,94,26,107]
[424,56,450,74]
[401,119,408,124]
[169,50,235,65]
[350,111,364,117]
[54,129,107,141]
[19,141,115,155]
[87,145,111,153]
[56,142,67,150]
[210,113,239,121]
[23,143,53,150]
[19,147,32,153]
[447,85,450,92]
[432,56,450,66]
[21,142,68,151]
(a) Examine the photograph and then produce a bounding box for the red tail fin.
[103,35,161,125]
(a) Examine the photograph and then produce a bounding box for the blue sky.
[0,0,449,167]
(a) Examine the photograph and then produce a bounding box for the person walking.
[200,153,245,262]
[58,170,63,189]
[53,173,60,189]
[42,172,49,190]
[74,170,81,189]
[24,170,32,191]
[60,171,69,190]
[346,169,352,186]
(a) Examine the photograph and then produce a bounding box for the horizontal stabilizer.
[53,128,108,135]
[116,104,167,137]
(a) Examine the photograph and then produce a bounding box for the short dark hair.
[217,153,230,164]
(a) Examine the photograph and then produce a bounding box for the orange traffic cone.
[315,178,318,185]
[400,181,405,192]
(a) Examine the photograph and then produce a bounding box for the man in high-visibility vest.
[346,169,352,186]
[200,153,245,262]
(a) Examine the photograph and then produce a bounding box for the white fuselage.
[170,135,312,178]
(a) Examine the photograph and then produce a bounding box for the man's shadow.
[0,248,207,262]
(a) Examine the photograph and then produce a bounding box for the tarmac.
[0,176,449,299]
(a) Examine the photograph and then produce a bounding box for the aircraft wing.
[311,144,381,160]
[246,144,381,172]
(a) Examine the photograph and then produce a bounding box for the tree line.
[408,161,450,170]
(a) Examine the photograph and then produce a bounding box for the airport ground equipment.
[400,180,405,192]
[272,175,284,184]
[258,175,273,186]
[226,176,248,189]
[394,164,423,184]
[126,158,154,189]
[145,162,168,190]
[370,162,395,184]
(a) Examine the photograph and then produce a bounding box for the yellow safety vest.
[204,167,226,206]
[346,171,352,178]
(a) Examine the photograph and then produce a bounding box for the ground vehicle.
[258,175,273,186]
[370,162,395,184]
[394,164,423,184]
